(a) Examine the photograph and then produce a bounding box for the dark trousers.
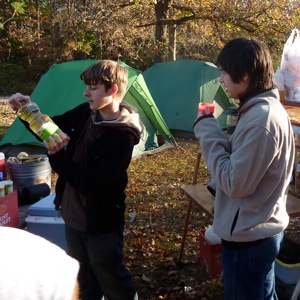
[65,225,136,300]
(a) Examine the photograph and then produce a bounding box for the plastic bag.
[273,68,285,91]
[281,29,300,75]
[280,29,300,100]
[204,225,221,244]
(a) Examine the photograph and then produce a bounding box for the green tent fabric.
[0,60,175,157]
[143,60,235,133]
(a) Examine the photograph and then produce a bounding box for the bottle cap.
[0,152,5,160]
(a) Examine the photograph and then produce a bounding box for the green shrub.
[0,63,36,95]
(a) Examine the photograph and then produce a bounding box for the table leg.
[178,199,193,262]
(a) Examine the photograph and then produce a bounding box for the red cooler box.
[26,193,66,250]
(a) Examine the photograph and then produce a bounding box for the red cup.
[198,102,215,114]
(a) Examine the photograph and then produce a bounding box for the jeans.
[222,231,284,300]
[65,225,137,300]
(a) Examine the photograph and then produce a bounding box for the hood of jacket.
[94,101,144,145]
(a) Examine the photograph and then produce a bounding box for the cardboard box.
[26,194,67,250]
[275,258,300,285]
[199,229,222,276]
[0,190,18,227]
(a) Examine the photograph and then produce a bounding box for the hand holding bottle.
[9,92,69,149]
[9,93,31,111]
[44,132,70,155]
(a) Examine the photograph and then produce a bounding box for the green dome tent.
[0,60,175,158]
[143,60,235,135]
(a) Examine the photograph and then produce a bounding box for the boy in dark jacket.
[9,60,142,300]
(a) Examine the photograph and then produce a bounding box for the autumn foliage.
[1,0,300,95]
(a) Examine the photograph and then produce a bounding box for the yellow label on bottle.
[17,103,40,122]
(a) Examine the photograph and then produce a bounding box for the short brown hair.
[80,60,128,99]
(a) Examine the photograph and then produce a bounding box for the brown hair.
[217,38,274,92]
[80,60,128,99]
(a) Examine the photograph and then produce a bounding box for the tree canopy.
[0,0,299,94]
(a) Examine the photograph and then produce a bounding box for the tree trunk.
[168,24,176,61]
[36,0,40,39]
[154,0,171,62]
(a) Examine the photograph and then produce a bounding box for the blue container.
[28,193,57,217]
[26,194,66,250]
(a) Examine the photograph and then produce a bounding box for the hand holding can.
[198,102,215,116]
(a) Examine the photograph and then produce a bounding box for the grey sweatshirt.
[194,89,295,242]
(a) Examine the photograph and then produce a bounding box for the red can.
[198,102,215,114]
